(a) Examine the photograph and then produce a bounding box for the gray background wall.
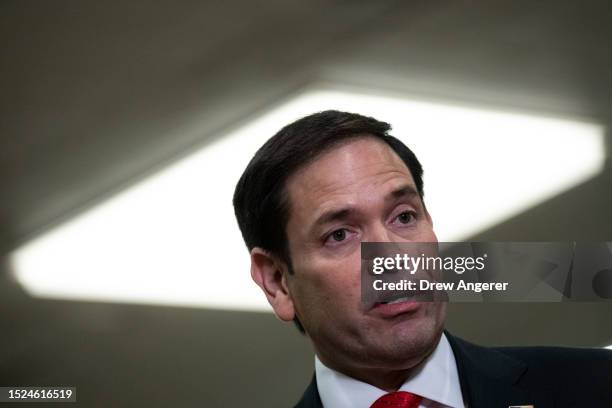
[1,1,611,406]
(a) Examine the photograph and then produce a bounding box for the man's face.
[284,137,446,373]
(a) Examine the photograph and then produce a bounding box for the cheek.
[292,255,362,313]
[416,225,437,242]
[423,301,446,329]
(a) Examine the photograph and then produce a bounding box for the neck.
[353,367,422,392]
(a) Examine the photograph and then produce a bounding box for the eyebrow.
[311,185,419,232]
[389,185,418,201]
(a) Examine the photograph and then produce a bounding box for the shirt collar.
[315,333,464,408]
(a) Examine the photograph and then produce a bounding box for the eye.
[324,228,356,246]
[330,229,347,242]
[395,211,416,225]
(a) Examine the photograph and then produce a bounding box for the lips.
[369,290,434,318]
[371,298,422,317]
[372,289,433,305]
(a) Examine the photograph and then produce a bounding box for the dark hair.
[233,109,425,264]
[232,110,425,332]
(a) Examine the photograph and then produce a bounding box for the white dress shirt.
[315,333,465,408]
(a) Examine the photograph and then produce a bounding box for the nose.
[363,221,395,243]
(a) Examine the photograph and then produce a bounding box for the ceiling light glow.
[10,87,605,311]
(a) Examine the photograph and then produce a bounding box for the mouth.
[369,290,433,317]
[374,289,433,304]
[382,296,414,305]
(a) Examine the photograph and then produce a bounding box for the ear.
[250,247,295,322]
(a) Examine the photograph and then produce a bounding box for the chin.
[366,316,444,367]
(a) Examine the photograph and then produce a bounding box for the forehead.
[286,137,416,219]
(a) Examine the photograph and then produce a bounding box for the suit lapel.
[294,374,323,408]
[445,332,555,408]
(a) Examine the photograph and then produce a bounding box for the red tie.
[370,391,422,408]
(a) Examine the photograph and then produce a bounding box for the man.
[232,110,611,408]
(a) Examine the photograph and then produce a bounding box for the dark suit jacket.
[295,332,612,408]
